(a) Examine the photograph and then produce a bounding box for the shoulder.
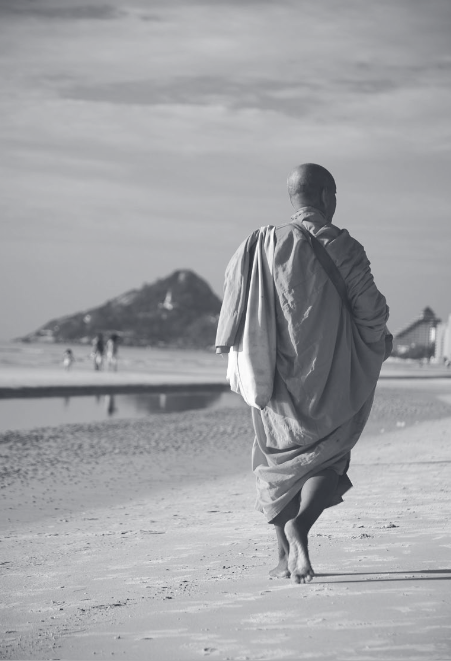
[319,225,366,256]
[224,228,261,277]
[274,222,296,239]
[320,226,370,275]
[235,225,278,251]
[230,228,260,257]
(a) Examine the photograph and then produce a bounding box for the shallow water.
[0,390,246,433]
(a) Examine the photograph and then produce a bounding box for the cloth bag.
[227,227,277,409]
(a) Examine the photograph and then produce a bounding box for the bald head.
[287,163,337,221]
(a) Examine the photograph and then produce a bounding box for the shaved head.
[287,163,337,221]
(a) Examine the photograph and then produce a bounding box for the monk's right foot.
[284,519,314,584]
[269,557,290,579]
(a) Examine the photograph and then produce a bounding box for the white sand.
[1,380,451,660]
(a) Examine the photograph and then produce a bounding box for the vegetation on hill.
[21,270,222,349]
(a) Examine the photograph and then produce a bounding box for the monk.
[216,163,392,584]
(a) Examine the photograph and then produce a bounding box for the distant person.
[92,333,104,371]
[216,163,392,583]
[62,348,74,371]
[106,333,119,371]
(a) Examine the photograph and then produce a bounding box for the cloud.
[0,0,451,338]
[61,77,319,116]
[0,3,119,21]
[60,55,451,120]
[0,1,162,23]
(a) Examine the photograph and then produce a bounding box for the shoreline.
[0,381,230,399]
[0,362,451,400]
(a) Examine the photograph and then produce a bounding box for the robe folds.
[216,207,390,522]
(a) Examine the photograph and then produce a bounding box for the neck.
[292,205,327,221]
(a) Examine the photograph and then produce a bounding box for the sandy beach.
[1,378,451,660]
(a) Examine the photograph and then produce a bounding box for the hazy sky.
[1,0,450,340]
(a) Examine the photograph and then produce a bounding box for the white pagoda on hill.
[434,313,451,365]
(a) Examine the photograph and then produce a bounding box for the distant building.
[392,307,441,360]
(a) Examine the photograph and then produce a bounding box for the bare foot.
[284,519,314,584]
[269,556,290,579]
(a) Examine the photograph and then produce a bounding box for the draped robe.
[216,207,390,521]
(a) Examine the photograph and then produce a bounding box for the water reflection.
[101,391,224,418]
[105,394,117,416]
[0,389,245,433]
[129,391,222,414]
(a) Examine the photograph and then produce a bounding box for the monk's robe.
[216,207,391,522]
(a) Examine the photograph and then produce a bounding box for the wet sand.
[1,380,451,660]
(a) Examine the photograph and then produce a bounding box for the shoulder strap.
[293,223,353,314]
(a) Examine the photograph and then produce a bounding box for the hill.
[21,270,222,349]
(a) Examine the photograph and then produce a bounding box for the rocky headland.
[20,269,222,349]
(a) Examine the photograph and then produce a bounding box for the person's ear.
[320,188,328,207]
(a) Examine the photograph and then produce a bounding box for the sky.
[1,0,451,340]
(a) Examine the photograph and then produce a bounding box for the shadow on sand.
[315,568,451,583]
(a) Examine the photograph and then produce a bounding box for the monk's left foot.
[269,557,290,579]
[284,519,314,584]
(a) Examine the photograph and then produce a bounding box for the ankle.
[285,517,309,539]
[277,547,288,560]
